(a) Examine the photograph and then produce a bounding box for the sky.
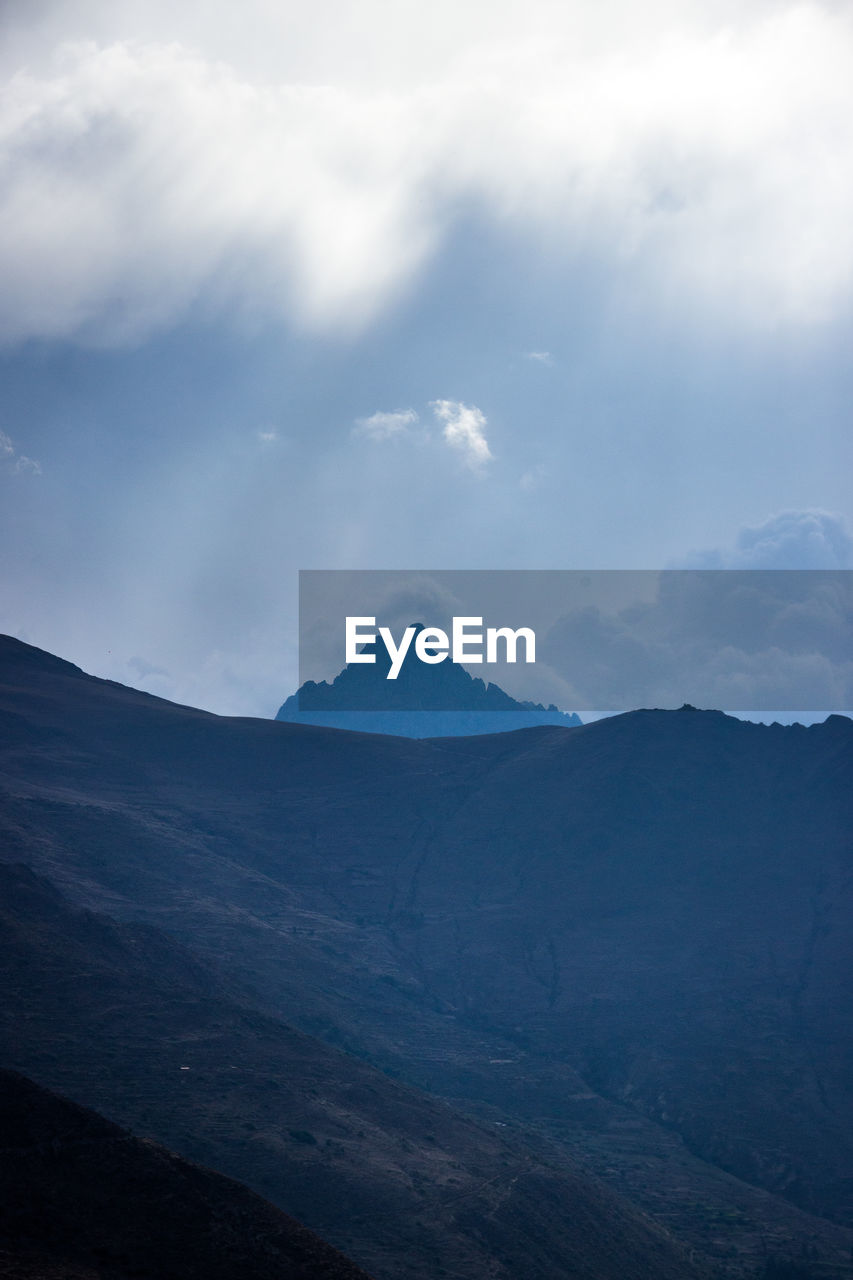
[0,0,851,716]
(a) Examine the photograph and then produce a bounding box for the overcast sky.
[1,0,851,715]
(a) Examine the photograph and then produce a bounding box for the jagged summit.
[276,624,581,737]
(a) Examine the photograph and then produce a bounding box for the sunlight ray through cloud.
[1,2,852,345]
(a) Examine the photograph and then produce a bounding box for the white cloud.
[684,509,853,569]
[14,455,42,475]
[1,428,41,475]
[520,464,547,492]
[525,351,554,366]
[431,399,492,470]
[353,401,493,469]
[0,3,852,344]
[353,408,419,441]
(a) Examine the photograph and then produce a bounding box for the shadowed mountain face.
[277,626,581,735]
[2,634,853,1278]
[0,1068,375,1280]
[0,862,707,1280]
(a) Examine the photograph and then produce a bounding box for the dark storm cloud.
[540,570,853,711]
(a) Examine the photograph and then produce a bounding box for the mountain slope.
[2,633,853,1277]
[0,859,709,1280]
[0,1068,374,1280]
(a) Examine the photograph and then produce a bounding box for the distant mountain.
[0,1067,374,1280]
[2,633,853,1279]
[277,626,581,736]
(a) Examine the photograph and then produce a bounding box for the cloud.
[127,655,169,679]
[540,569,853,712]
[1,428,41,475]
[520,464,546,492]
[353,409,419,441]
[431,399,492,469]
[13,456,42,474]
[295,565,853,712]
[0,40,437,344]
[524,351,554,367]
[1,2,852,345]
[354,402,493,470]
[354,402,492,469]
[683,510,853,569]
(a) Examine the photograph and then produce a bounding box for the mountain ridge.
[2,632,852,1277]
[277,624,582,736]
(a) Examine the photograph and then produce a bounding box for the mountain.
[0,860,707,1280]
[0,1067,374,1280]
[2,632,853,1278]
[276,625,581,735]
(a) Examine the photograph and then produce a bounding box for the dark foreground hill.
[277,625,581,735]
[0,861,707,1280]
[0,1067,374,1280]
[2,633,853,1278]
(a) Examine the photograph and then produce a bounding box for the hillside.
[0,859,709,1280]
[0,1068,374,1280]
[2,633,852,1277]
